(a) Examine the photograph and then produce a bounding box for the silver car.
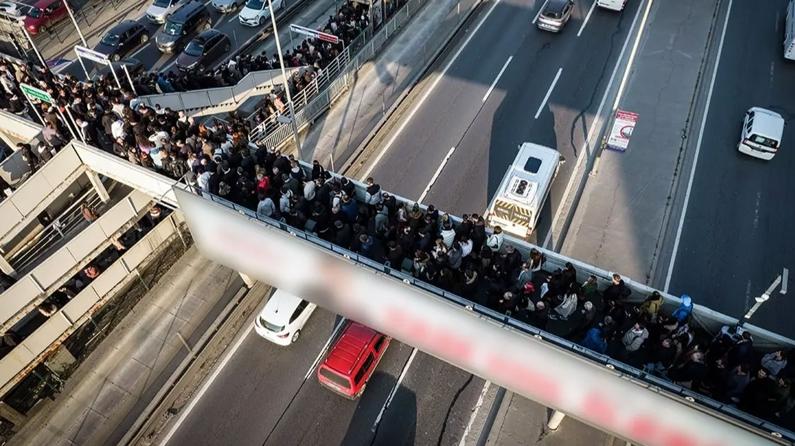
[537,0,574,33]
[211,0,243,13]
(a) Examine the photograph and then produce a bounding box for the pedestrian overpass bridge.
[0,140,792,446]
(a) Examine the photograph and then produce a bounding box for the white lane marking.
[161,57,179,73]
[612,0,654,110]
[417,146,456,204]
[533,0,549,24]
[161,324,254,445]
[458,380,492,446]
[542,0,649,250]
[303,317,347,380]
[482,56,513,103]
[130,41,152,59]
[534,67,563,119]
[359,0,503,181]
[577,0,597,37]
[371,347,418,432]
[663,0,733,293]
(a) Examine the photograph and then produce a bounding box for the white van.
[785,0,795,60]
[254,289,316,345]
[486,143,561,238]
[596,0,627,12]
[738,107,785,160]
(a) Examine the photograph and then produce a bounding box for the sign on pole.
[289,24,339,44]
[74,45,109,64]
[606,109,638,152]
[19,83,54,104]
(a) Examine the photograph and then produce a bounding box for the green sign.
[19,83,53,104]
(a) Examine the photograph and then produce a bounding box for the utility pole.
[267,0,303,157]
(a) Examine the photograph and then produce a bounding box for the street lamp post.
[266,0,303,156]
[63,0,87,47]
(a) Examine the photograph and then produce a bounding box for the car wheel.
[140,33,149,44]
[291,330,300,343]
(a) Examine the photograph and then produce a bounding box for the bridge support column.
[547,410,566,431]
[86,169,109,203]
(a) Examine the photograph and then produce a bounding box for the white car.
[254,289,316,345]
[238,0,282,27]
[738,107,784,161]
[146,0,186,24]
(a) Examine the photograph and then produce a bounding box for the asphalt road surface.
[56,0,334,80]
[667,0,795,337]
[163,303,485,446]
[360,0,642,245]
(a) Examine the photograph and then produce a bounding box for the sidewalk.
[561,0,721,285]
[482,391,617,446]
[9,245,244,446]
[299,0,481,170]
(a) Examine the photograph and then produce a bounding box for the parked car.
[145,0,186,24]
[316,322,390,399]
[596,0,627,11]
[155,1,211,53]
[737,107,785,160]
[23,0,67,35]
[94,21,149,62]
[253,289,316,345]
[0,1,32,19]
[176,28,230,71]
[96,57,144,80]
[210,0,243,14]
[238,0,281,27]
[537,0,574,32]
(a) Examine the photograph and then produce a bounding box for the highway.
[162,304,486,446]
[359,0,643,245]
[666,0,795,337]
[54,0,335,80]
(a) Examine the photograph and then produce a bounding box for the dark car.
[23,0,67,35]
[95,21,150,62]
[155,1,211,53]
[96,58,145,79]
[537,0,574,32]
[176,29,230,71]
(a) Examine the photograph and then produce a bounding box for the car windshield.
[184,40,204,56]
[101,33,120,46]
[245,0,263,9]
[164,21,182,36]
[750,134,778,148]
[27,6,41,18]
[259,316,283,333]
[319,368,350,389]
[153,0,171,7]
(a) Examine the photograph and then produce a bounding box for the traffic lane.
[669,0,795,335]
[365,0,545,199]
[374,351,486,446]
[261,341,416,445]
[420,3,640,243]
[166,308,343,446]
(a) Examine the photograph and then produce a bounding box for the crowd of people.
[0,0,793,433]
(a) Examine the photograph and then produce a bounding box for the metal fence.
[252,0,430,149]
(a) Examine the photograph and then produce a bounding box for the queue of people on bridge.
[0,0,793,432]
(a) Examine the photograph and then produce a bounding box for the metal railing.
[251,0,428,149]
[5,187,106,274]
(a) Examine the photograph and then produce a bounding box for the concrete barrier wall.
[0,213,185,397]
[0,146,85,248]
[0,190,153,332]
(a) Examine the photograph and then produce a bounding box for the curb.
[340,0,484,176]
